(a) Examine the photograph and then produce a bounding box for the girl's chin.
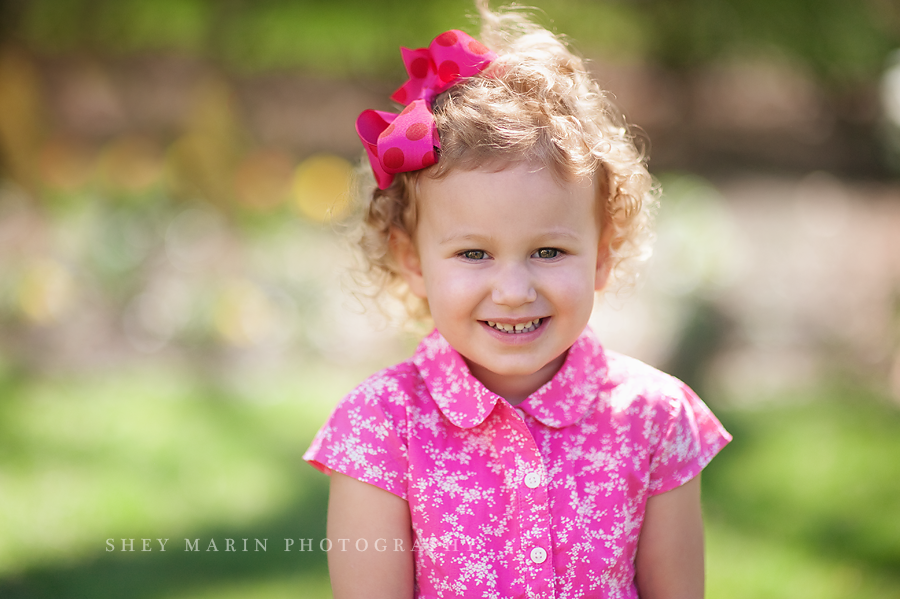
[465,351,567,390]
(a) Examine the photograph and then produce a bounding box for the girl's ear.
[390,228,427,298]
[593,168,615,292]
[595,222,615,292]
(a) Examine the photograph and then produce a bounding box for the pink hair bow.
[356,30,497,189]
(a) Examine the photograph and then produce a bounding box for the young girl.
[304,4,731,598]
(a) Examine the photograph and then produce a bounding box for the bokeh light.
[292,153,353,223]
[39,137,96,192]
[16,257,75,324]
[233,149,293,211]
[97,135,165,195]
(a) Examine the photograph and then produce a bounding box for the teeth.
[486,318,542,334]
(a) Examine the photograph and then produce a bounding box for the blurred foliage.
[2,0,898,84]
[639,0,900,84]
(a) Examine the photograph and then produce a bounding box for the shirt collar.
[412,327,608,429]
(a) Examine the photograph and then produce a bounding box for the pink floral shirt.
[304,327,731,599]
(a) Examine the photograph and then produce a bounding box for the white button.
[515,408,526,419]
[524,472,541,488]
[530,547,547,564]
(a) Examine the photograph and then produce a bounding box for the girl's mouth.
[485,318,543,334]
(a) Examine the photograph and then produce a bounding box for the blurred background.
[1,0,899,597]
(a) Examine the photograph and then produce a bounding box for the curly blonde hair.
[349,2,657,322]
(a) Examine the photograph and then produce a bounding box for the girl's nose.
[491,264,537,307]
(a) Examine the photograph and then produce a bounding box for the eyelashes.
[457,248,565,261]
[460,250,487,260]
[533,248,561,259]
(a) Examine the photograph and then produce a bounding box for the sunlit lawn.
[1,360,898,598]
[705,385,900,599]
[0,359,347,599]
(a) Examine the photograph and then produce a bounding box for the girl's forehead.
[421,162,590,192]
[415,163,599,234]
[416,162,601,221]
[421,159,596,193]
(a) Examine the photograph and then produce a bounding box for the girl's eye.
[461,250,487,260]
[534,248,562,259]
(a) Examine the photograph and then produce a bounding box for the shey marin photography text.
[105,536,465,553]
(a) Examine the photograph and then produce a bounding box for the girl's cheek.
[443,270,484,297]
[541,263,595,291]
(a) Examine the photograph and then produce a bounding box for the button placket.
[505,406,553,598]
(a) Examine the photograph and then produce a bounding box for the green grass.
[0,360,898,598]
[0,360,357,598]
[704,384,900,598]
[706,520,897,599]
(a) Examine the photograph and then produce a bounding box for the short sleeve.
[303,374,411,500]
[647,383,731,496]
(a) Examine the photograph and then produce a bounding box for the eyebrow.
[438,229,582,245]
[438,233,491,245]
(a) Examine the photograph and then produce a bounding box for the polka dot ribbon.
[356,30,497,189]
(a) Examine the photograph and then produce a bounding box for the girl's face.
[394,162,610,403]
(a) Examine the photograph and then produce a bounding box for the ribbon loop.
[356,30,497,189]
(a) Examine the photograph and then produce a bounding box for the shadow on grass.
[0,478,330,599]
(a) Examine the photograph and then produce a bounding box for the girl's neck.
[464,351,568,406]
